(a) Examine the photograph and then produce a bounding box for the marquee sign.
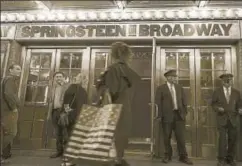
[1,24,16,40]
[15,21,241,40]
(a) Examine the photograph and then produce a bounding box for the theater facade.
[1,1,242,160]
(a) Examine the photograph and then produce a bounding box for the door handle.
[148,103,159,119]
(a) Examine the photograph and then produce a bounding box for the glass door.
[158,47,232,158]
[159,49,196,157]
[195,48,231,159]
[89,47,153,151]
[17,48,86,149]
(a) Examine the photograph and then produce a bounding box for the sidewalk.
[2,150,242,166]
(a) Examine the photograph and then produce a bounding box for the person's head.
[74,73,86,84]
[220,73,233,88]
[110,42,133,64]
[164,70,177,84]
[53,71,65,85]
[9,64,21,77]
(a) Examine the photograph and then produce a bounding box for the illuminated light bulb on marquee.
[236,8,242,17]
[17,14,26,21]
[99,12,108,19]
[66,13,76,20]
[1,14,6,21]
[26,14,35,21]
[212,9,221,18]
[143,11,152,19]
[225,9,234,18]
[166,11,175,18]
[132,12,140,19]
[110,12,119,20]
[37,13,46,21]
[121,12,130,19]
[154,11,163,19]
[200,9,210,18]
[177,10,186,18]
[77,12,86,20]
[7,14,16,21]
[189,10,198,18]
[88,12,97,19]
[46,13,56,21]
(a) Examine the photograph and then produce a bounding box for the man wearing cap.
[212,73,242,166]
[155,70,193,165]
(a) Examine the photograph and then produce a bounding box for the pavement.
[1,150,242,166]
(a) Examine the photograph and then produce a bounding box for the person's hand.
[218,107,225,113]
[238,108,242,115]
[155,117,162,122]
[12,109,18,113]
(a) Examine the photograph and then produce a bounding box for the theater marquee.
[15,21,240,40]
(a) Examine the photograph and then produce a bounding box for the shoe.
[50,152,63,158]
[162,156,172,163]
[1,158,10,164]
[179,157,193,165]
[114,159,130,166]
[217,160,226,166]
[60,162,76,166]
[227,161,236,166]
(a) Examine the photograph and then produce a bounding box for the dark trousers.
[218,120,237,161]
[52,109,73,154]
[162,111,187,158]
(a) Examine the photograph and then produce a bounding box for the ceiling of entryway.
[1,0,242,11]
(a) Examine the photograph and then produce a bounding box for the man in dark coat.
[1,64,21,163]
[155,70,193,165]
[211,73,242,166]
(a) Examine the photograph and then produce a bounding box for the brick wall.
[236,40,242,161]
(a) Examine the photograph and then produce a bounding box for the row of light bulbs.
[1,8,242,22]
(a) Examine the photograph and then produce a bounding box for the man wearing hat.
[212,73,242,166]
[155,70,193,165]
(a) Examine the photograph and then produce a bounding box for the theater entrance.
[16,48,89,149]
[156,47,235,159]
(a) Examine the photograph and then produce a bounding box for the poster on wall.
[1,24,16,40]
[15,21,240,40]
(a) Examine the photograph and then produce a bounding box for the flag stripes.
[63,104,122,162]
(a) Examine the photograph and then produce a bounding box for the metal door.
[158,47,232,158]
[17,48,86,149]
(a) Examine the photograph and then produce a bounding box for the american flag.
[64,104,122,162]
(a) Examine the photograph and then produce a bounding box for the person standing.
[1,64,21,164]
[211,73,242,166]
[48,71,69,158]
[95,42,140,166]
[60,73,88,166]
[155,70,193,165]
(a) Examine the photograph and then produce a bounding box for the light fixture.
[35,1,49,11]
[166,11,175,18]
[177,10,186,18]
[194,0,209,8]
[99,12,108,19]
[113,0,127,10]
[1,8,241,23]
